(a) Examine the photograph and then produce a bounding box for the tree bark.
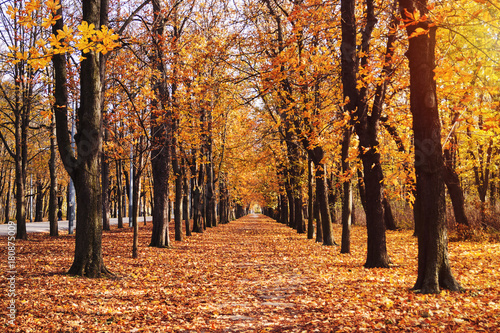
[280,192,288,225]
[49,121,58,236]
[116,160,124,228]
[307,158,314,239]
[35,181,44,222]
[400,0,462,293]
[53,1,109,277]
[192,186,203,233]
[383,196,398,230]
[295,195,305,234]
[101,127,111,231]
[340,0,357,254]
[316,163,333,245]
[5,169,11,223]
[172,147,183,241]
[340,130,352,254]
[14,100,27,240]
[149,0,170,248]
[132,155,141,258]
[341,0,390,266]
[314,190,323,243]
[100,0,111,232]
[182,159,191,235]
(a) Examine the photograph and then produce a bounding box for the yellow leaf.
[414,9,421,21]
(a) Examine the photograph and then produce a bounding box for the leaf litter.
[1,214,499,332]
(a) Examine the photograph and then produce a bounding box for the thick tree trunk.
[341,0,390,266]
[52,1,108,277]
[68,0,109,277]
[149,0,170,248]
[360,147,390,267]
[400,0,462,293]
[150,145,170,247]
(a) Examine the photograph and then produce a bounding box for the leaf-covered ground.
[1,214,500,332]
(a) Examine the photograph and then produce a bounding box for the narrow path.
[154,214,329,332]
[195,214,310,331]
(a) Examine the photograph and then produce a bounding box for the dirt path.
[181,214,314,331]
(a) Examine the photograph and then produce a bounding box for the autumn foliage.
[1,0,500,329]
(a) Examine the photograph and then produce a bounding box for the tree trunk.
[383,195,398,230]
[360,147,390,267]
[206,112,217,228]
[307,159,314,239]
[150,140,169,247]
[295,195,305,234]
[172,148,183,241]
[192,186,203,233]
[400,0,462,293]
[149,0,170,248]
[14,115,27,240]
[49,122,58,236]
[340,0,357,253]
[35,181,44,222]
[340,130,353,254]
[52,1,108,276]
[116,160,124,228]
[101,128,111,231]
[182,159,191,236]
[443,127,469,226]
[341,0,390,266]
[68,0,110,277]
[316,164,334,245]
[132,161,141,258]
[314,191,323,243]
[285,179,294,228]
[280,193,288,225]
[100,0,110,232]
[5,169,11,223]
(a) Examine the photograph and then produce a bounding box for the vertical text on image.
[6,221,16,326]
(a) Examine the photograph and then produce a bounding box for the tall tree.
[150,0,172,248]
[53,0,110,277]
[340,0,391,267]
